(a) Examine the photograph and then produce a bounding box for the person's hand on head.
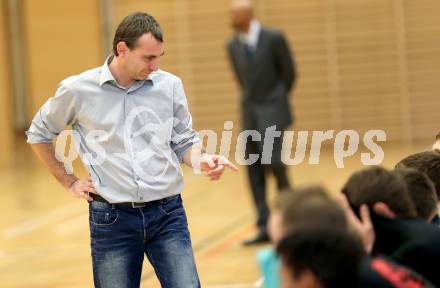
[337,194,375,254]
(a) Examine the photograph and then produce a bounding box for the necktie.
[244,43,254,63]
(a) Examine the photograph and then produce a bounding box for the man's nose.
[150,59,159,71]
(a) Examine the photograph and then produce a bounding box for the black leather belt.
[92,194,176,208]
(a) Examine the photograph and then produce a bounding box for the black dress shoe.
[242,231,270,246]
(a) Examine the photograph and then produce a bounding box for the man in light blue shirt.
[27,12,237,288]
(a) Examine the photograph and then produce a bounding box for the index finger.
[336,194,361,223]
[359,204,372,226]
[222,159,238,172]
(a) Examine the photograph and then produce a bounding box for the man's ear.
[373,202,396,219]
[116,41,128,56]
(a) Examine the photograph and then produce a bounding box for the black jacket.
[372,213,440,287]
[227,27,297,133]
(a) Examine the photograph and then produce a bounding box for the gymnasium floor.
[0,136,431,287]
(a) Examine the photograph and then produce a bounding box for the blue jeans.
[89,194,200,288]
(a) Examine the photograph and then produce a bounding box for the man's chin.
[137,74,150,80]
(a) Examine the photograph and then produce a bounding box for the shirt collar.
[99,55,154,87]
[239,19,261,48]
[99,56,116,86]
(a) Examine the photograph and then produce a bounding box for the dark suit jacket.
[371,213,440,287]
[227,27,297,133]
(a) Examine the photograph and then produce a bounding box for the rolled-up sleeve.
[26,82,77,144]
[170,78,200,161]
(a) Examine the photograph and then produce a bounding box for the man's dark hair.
[113,12,163,56]
[275,185,347,233]
[342,166,416,218]
[277,228,365,288]
[436,132,440,141]
[395,167,438,221]
[396,151,440,199]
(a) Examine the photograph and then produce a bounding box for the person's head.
[230,0,254,32]
[276,228,365,288]
[396,151,440,203]
[433,132,440,152]
[268,185,347,243]
[112,12,164,80]
[342,166,416,219]
[394,167,438,221]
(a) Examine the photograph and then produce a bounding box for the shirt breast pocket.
[135,107,173,145]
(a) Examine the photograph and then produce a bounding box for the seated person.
[342,166,440,287]
[277,226,436,288]
[394,167,438,222]
[276,227,365,288]
[268,185,347,243]
[396,151,440,225]
[259,185,348,288]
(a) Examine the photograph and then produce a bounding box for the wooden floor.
[0,136,432,287]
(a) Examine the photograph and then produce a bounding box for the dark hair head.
[342,166,416,218]
[396,151,440,199]
[277,228,365,288]
[113,12,163,56]
[395,167,438,221]
[275,185,347,233]
[436,132,440,141]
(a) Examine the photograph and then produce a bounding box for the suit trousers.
[244,130,291,232]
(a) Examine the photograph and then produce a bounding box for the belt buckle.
[131,202,146,208]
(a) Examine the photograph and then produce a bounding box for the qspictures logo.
[53,107,386,179]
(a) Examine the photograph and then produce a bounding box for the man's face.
[268,210,285,244]
[123,33,164,81]
[230,7,251,32]
[433,140,440,152]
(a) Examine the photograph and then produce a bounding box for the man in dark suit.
[227,0,297,245]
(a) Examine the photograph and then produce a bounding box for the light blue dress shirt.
[26,57,200,203]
